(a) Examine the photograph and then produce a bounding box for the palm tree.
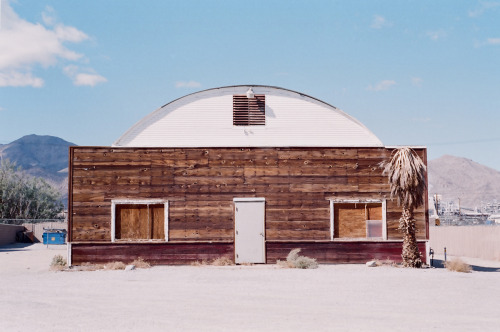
[381,147,426,268]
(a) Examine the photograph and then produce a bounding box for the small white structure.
[114,85,383,148]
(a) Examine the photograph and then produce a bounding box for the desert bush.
[445,258,472,273]
[131,257,151,269]
[50,255,67,270]
[277,248,318,269]
[294,256,318,269]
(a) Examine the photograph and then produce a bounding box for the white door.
[234,198,266,264]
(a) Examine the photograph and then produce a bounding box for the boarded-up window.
[334,203,383,239]
[115,204,165,240]
[233,95,265,126]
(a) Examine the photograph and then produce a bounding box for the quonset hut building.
[68,85,428,265]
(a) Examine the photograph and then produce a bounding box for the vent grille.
[233,94,265,126]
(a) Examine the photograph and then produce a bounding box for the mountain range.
[1,135,499,210]
[428,155,500,209]
[0,135,76,204]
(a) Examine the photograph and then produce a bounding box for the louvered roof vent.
[233,94,265,126]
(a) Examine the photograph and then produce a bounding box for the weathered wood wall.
[69,147,428,244]
[71,242,234,265]
[70,241,427,265]
[266,241,428,263]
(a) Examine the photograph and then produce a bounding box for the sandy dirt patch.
[1,244,500,331]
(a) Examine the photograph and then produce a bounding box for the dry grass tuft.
[191,257,234,266]
[374,259,398,267]
[131,257,151,269]
[50,255,67,271]
[104,261,127,270]
[445,258,472,273]
[190,260,207,266]
[210,256,234,266]
[73,258,150,271]
[277,248,318,269]
[75,262,104,271]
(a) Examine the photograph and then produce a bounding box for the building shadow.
[0,243,36,252]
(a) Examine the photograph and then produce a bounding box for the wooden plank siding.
[71,242,234,265]
[70,241,427,265]
[266,241,428,264]
[69,146,428,263]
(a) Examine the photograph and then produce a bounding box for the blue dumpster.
[42,230,67,245]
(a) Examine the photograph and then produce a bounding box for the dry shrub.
[277,248,318,269]
[104,261,127,270]
[131,257,151,269]
[446,258,472,273]
[210,256,234,266]
[50,255,67,271]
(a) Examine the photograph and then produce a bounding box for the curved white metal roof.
[113,85,383,147]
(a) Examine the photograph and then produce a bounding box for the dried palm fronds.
[381,147,426,209]
[380,147,427,268]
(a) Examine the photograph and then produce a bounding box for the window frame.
[111,199,169,242]
[329,199,387,241]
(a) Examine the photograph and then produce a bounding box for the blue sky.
[1,0,499,170]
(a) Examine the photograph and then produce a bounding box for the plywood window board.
[111,200,168,242]
[233,95,265,126]
[330,200,387,240]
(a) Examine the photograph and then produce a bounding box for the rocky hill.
[428,155,500,209]
[0,135,76,204]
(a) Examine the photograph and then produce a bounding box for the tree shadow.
[431,259,500,272]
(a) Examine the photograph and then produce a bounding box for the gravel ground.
[1,243,500,332]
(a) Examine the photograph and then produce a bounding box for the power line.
[423,137,500,146]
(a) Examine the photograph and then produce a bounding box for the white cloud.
[468,1,500,17]
[41,6,56,26]
[411,77,423,87]
[175,81,201,88]
[73,73,107,86]
[371,15,392,29]
[427,30,447,41]
[0,0,105,87]
[0,106,5,112]
[367,80,396,91]
[474,37,500,47]
[486,38,500,45]
[63,65,107,87]
[0,71,44,87]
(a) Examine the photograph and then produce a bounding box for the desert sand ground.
[1,244,500,332]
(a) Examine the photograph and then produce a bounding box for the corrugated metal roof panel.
[113,85,383,147]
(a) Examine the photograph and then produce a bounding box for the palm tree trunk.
[399,205,422,268]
